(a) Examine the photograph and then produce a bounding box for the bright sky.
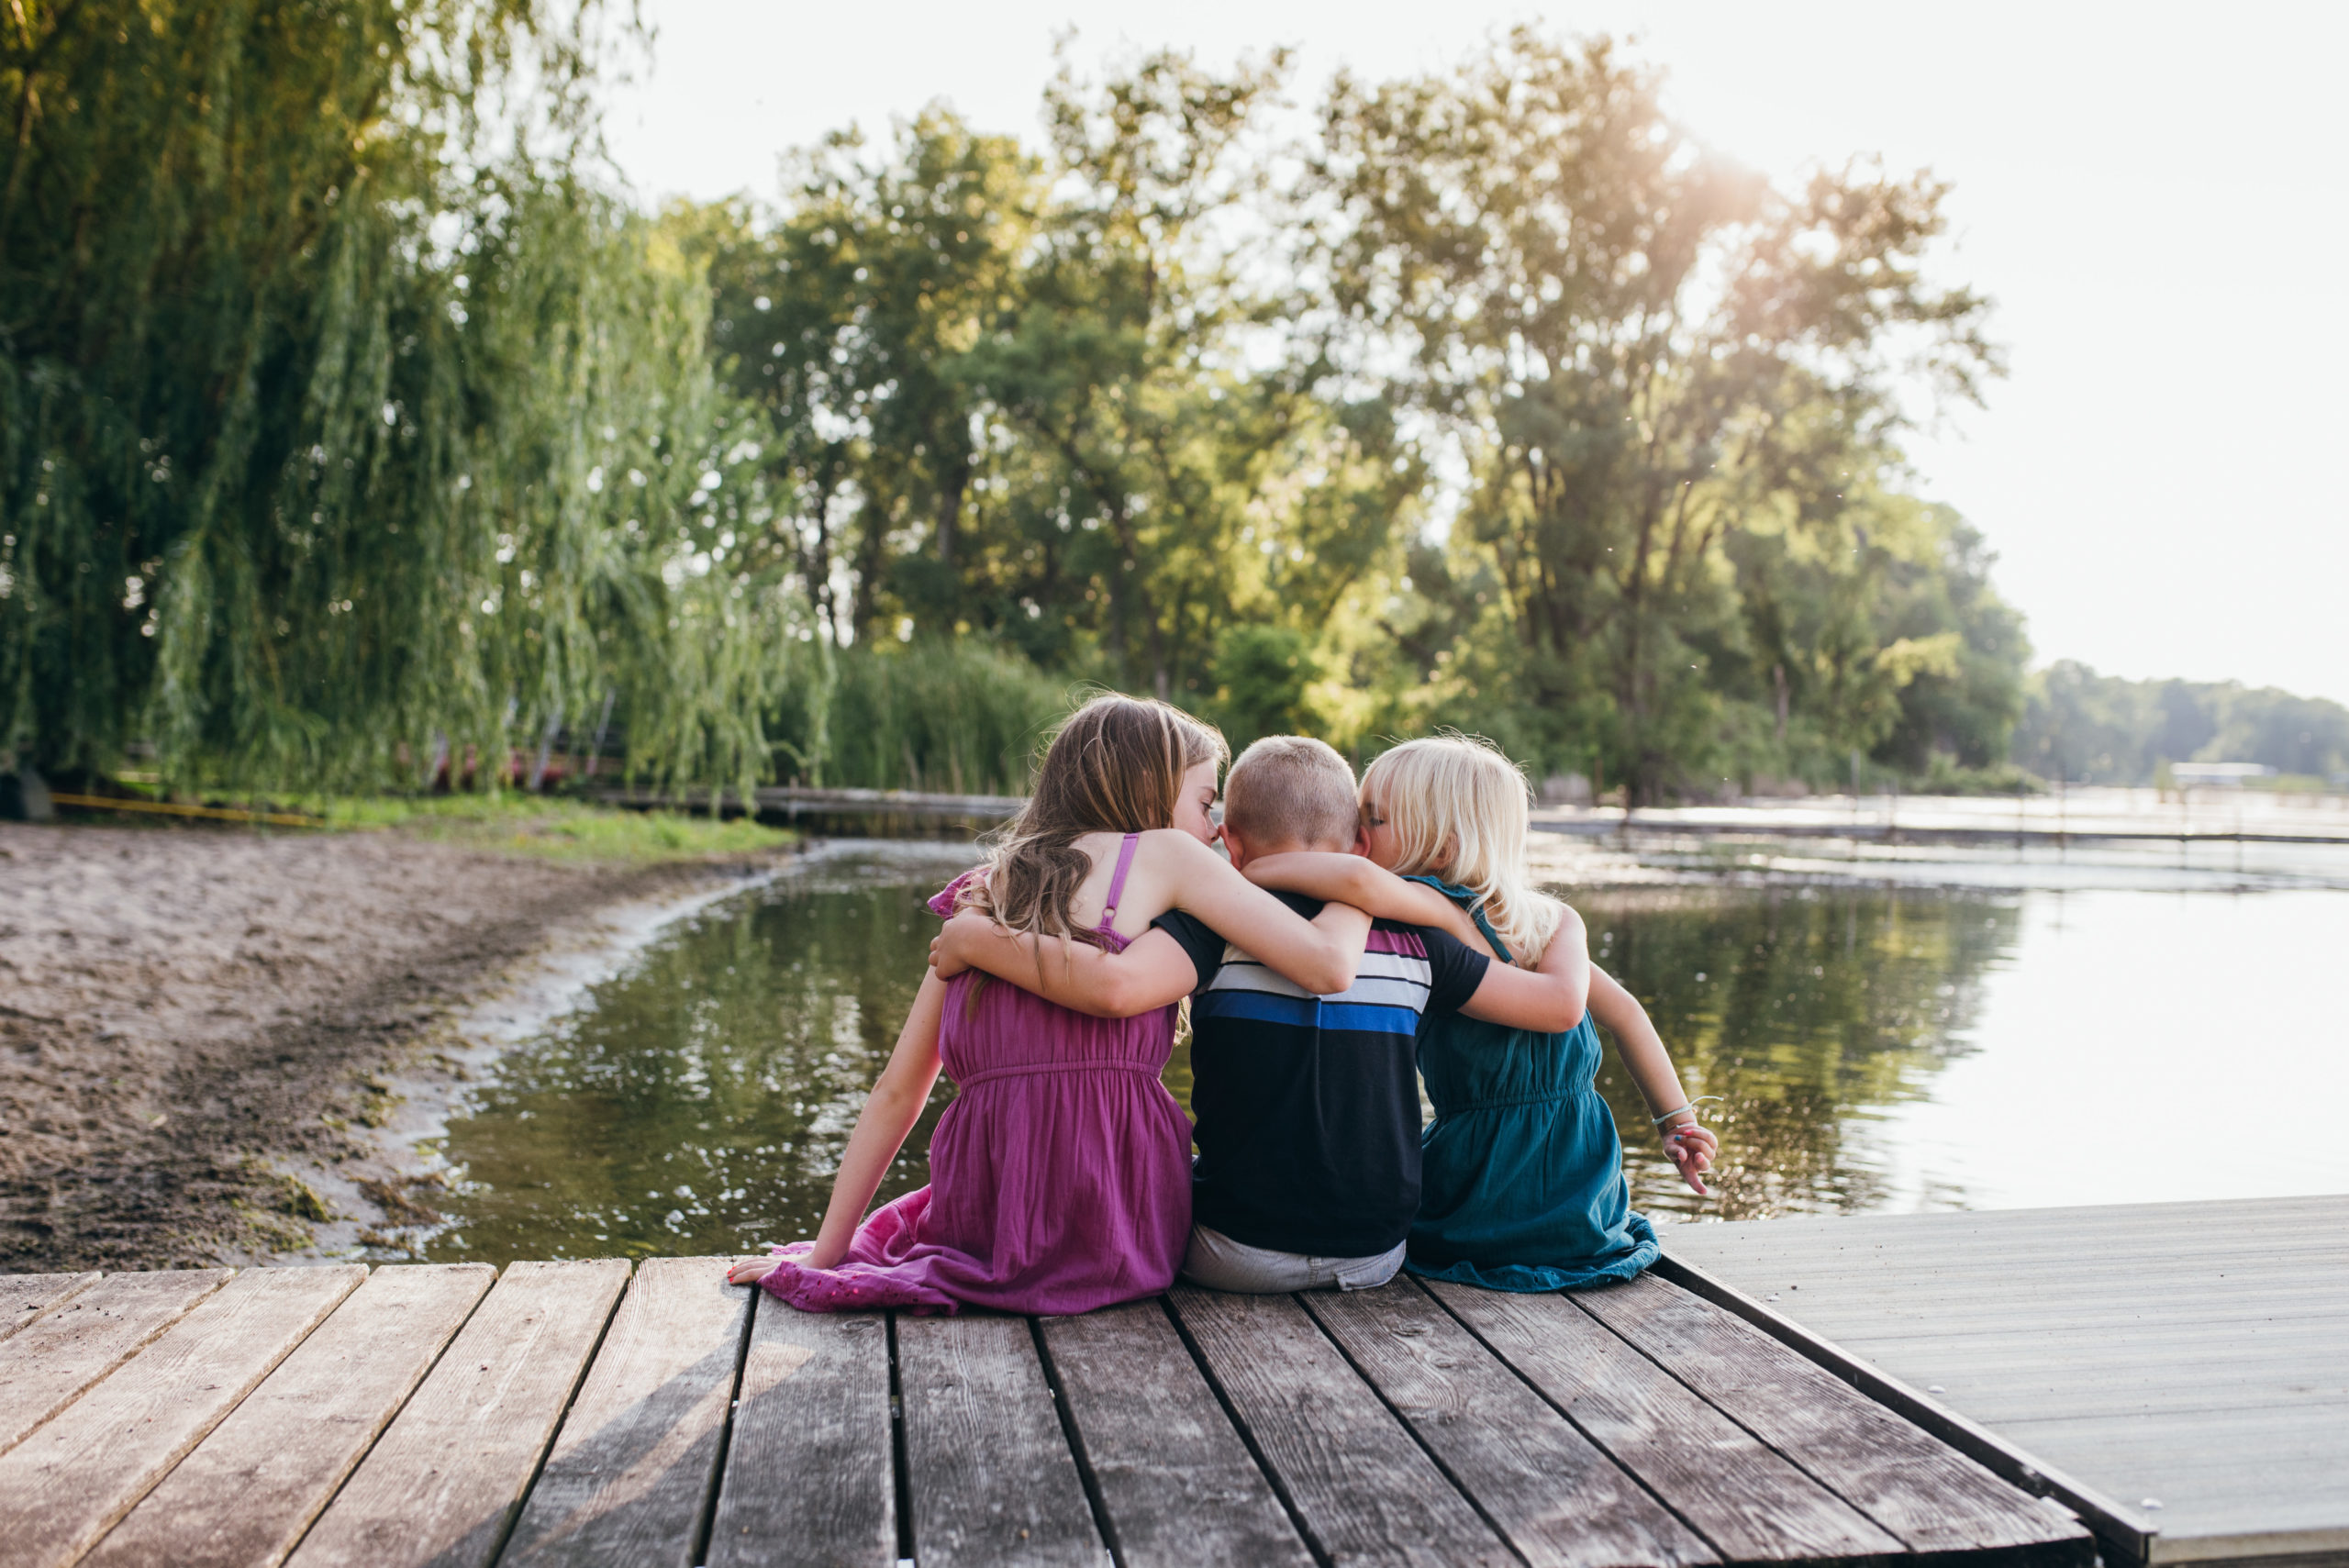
[604,3,2349,706]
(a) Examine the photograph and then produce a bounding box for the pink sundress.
[758,834,1195,1315]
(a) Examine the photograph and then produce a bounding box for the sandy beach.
[0,819,773,1271]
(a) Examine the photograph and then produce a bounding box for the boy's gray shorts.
[1179,1223,1406,1294]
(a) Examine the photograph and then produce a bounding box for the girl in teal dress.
[1243,735,1716,1291]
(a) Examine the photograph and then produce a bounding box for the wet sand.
[0,821,772,1271]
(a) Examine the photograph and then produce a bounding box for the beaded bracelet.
[1653,1095,1723,1127]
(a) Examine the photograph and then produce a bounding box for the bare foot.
[727,1255,780,1286]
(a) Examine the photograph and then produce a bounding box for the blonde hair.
[1361,733,1564,967]
[961,693,1228,946]
[1224,735,1358,849]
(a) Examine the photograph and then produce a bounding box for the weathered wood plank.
[1575,1272,2090,1559]
[1990,1406,2349,1547]
[1893,1312,2349,1353]
[1307,1282,1719,1568]
[286,1257,629,1568]
[0,1273,100,1345]
[0,1266,362,1568]
[1655,1254,2153,1563]
[896,1311,1102,1568]
[0,1269,230,1457]
[1851,1333,2349,1429]
[1690,1269,2349,1314]
[1168,1286,1514,1568]
[1430,1280,1906,1564]
[1675,1194,2345,1241]
[704,1296,892,1568]
[84,1263,493,1568]
[1659,1201,2349,1277]
[1040,1299,1311,1568]
[501,1257,750,1568]
[1664,1201,2349,1559]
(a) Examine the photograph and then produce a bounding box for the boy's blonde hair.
[1223,735,1359,850]
[1361,733,1564,967]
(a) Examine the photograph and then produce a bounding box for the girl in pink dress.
[727,694,1370,1315]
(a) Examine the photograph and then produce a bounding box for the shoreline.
[13,814,2329,1274]
[0,818,799,1271]
[299,838,979,1264]
[275,858,792,1265]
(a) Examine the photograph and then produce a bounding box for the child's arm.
[729,968,949,1282]
[930,916,1199,1017]
[1242,851,1486,951]
[1455,902,1590,1031]
[1586,963,1718,1195]
[1155,832,1372,995]
[931,894,1374,1015]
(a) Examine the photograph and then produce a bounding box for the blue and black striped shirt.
[1154,892,1489,1257]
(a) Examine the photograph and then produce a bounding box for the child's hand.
[1662,1122,1718,1196]
[727,1255,780,1286]
[928,910,1000,978]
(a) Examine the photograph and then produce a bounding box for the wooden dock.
[0,1260,2090,1568]
[1663,1195,2349,1567]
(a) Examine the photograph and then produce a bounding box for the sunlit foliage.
[1309,32,2016,797]
[0,0,813,793]
[684,47,1431,759]
[684,32,2029,790]
[7,16,2038,798]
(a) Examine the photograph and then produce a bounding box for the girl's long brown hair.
[958,693,1228,945]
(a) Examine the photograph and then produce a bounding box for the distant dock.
[0,1254,2085,1567]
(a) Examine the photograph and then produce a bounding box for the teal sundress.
[1404,877,1659,1292]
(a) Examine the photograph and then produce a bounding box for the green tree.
[964,44,1297,698]
[1310,31,2003,799]
[0,0,807,794]
[681,112,1039,649]
[678,48,1423,748]
[2014,663,2349,784]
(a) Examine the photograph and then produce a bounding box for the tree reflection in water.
[1576,885,2022,1220]
[418,861,953,1264]
[413,865,2021,1263]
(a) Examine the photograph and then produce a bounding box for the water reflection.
[1574,885,2021,1220]
[416,857,2043,1261]
[418,856,957,1262]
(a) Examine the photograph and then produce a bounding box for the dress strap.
[1097,832,1142,930]
[1404,873,1511,962]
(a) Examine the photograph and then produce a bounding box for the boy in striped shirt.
[931,735,1589,1294]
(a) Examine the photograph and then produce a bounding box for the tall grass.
[773,639,1075,795]
[326,797,796,862]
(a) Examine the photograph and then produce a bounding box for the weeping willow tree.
[0,0,811,795]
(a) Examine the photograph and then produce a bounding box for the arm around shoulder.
[1245,851,1484,949]
[1157,835,1366,995]
[1456,900,1588,1032]
[932,911,1194,1018]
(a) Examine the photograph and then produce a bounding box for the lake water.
[408,840,2349,1262]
